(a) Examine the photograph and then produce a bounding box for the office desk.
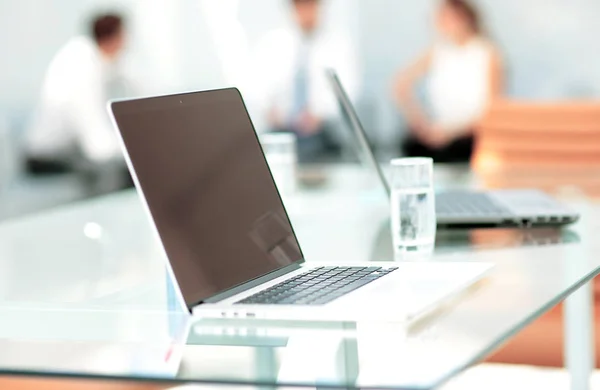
[0,164,598,389]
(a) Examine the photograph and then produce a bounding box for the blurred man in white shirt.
[26,14,128,177]
[249,0,358,162]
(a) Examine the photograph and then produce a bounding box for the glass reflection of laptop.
[326,69,580,229]
[109,88,491,322]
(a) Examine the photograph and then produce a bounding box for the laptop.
[108,88,491,322]
[326,69,580,229]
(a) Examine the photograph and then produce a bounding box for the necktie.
[291,43,310,126]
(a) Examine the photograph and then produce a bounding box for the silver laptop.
[108,88,492,322]
[326,69,580,229]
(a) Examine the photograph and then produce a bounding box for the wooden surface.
[0,377,172,390]
[487,275,600,368]
[473,100,600,197]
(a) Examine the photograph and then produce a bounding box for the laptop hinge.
[190,262,304,309]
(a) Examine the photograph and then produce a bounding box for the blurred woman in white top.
[394,0,503,163]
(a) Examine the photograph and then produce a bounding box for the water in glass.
[390,158,436,257]
[391,187,436,253]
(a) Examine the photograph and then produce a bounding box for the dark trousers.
[272,126,341,164]
[402,133,475,163]
[25,156,134,190]
[26,157,73,175]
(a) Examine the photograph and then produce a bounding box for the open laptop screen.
[110,89,303,308]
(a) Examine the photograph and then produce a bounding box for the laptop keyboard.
[236,266,398,306]
[436,192,511,216]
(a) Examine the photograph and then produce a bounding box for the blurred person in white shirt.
[26,13,130,179]
[249,0,358,163]
[394,0,503,163]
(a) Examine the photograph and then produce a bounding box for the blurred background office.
[1,0,600,218]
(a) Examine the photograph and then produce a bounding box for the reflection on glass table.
[0,164,598,389]
[0,309,189,381]
[370,221,582,262]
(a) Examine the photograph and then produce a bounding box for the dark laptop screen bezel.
[110,88,306,310]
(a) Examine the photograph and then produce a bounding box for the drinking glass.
[390,158,436,258]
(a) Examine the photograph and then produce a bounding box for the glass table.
[0,164,598,389]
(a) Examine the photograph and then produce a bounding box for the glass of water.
[390,158,436,258]
[260,133,297,196]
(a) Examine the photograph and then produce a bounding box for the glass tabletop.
[0,309,189,381]
[0,164,599,389]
